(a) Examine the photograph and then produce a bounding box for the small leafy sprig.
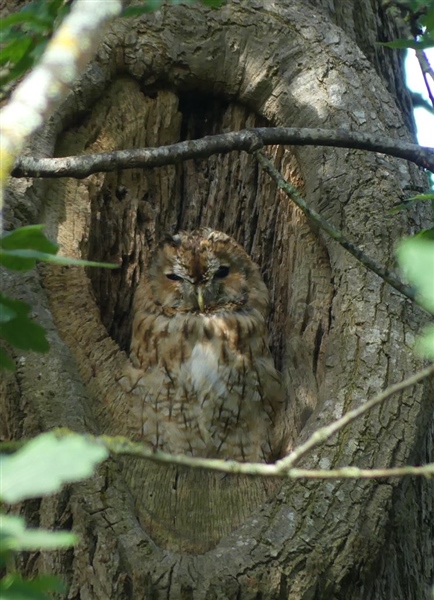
[0,0,71,98]
[0,224,117,370]
[381,1,434,50]
[0,432,108,600]
[397,237,434,358]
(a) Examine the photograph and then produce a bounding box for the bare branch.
[276,362,434,469]
[259,464,434,480]
[1,364,433,479]
[410,91,434,115]
[11,127,434,179]
[415,50,434,109]
[255,150,419,305]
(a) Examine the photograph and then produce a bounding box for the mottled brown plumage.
[120,228,287,462]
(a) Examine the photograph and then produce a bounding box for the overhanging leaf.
[425,7,434,31]
[1,514,76,551]
[0,248,118,271]
[121,0,161,17]
[28,251,119,268]
[0,302,16,323]
[0,11,46,29]
[0,225,118,270]
[379,38,434,50]
[0,572,65,600]
[0,432,108,503]
[0,346,15,371]
[0,248,36,271]
[389,193,434,214]
[0,295,49,352]
[415,324,434,359]
[0,225,59,253]
[414,228,434,241]
[397,238,434,313]
[405,193,434,202]
[0,37,33,66]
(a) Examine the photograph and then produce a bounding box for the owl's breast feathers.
[120,232,287,461]
[131,282,269,369]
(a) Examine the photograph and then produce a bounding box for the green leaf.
[414,228,434,240]
[0,37,33,66]
[121,1,162,17]
[0,572,65,600]
[422,5,434,31]
[0,295,49,352]
[397,238,434,312]
[0,347,15,371]
[0,225,118,270]
[0,225,58,254]
[0,249,38,271]
[0,248,118,270]
[379,38,434,50]
[0,302,16,323]
[29,251,119,268]
[389,194,434,214]
[415,324,434,359]
[0,432,108,503]
[0,52,36,89]
[1,515,76,552]
[0,11,45,29]
[46,0,67,17]
[0,225,59,269]
[406,193,434,202]
[200,0,226,6]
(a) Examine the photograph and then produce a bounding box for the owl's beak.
[196,286,205,312]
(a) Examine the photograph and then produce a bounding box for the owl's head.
[147,228,269,314]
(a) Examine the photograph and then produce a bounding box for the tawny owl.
[120,228,287,462]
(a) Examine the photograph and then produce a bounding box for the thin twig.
[1,364,433,479]
[11,127,434,179]
[255,150,418,305]
[276,362,434,469]
[257,465,434,479]
[409,91,434,115]
[416,50,434,109]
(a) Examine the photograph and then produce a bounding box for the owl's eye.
[214,265,230,279]
[166,273,183,281]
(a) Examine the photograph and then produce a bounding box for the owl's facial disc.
[163,259,236,312]
[149,230,260,313]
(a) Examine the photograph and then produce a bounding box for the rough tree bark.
[1,0,433,598]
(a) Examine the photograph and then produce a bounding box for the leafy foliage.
[1,515,76,552]
[0,225,117,370]
[397,238,434,357]
[0,433,108,600]
[0,225,119,272]
[0,294,49,356]
[0,0,226,95]
[390,192,434,214]
[121,0,225,17]
[0,0,71,98]
[381,1,434,50]
[0,435,108,508]
[1,431,108,504]
[0,573,66,600]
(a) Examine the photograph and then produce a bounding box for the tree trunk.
[2,1,433,598]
